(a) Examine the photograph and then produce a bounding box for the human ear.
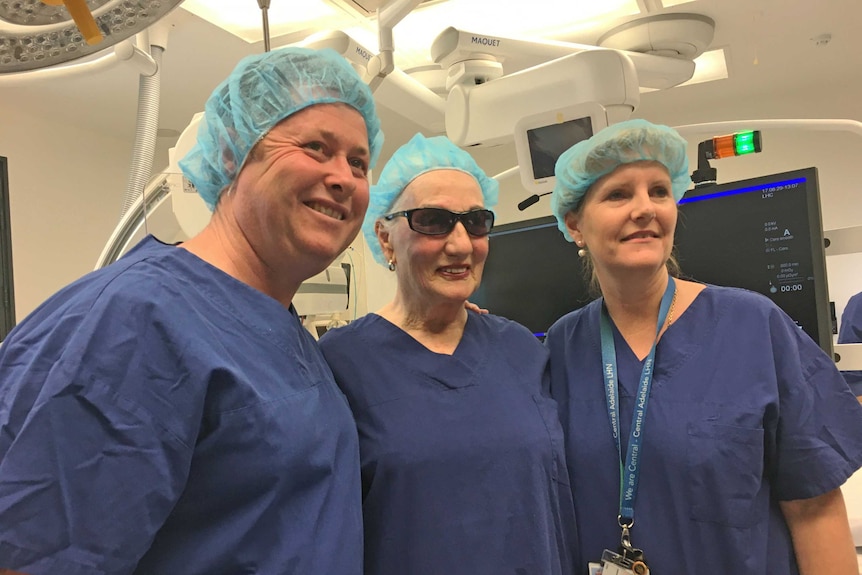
[376,220,394,263]
[564,211,583,245]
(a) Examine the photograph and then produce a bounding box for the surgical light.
[0,0,184,73]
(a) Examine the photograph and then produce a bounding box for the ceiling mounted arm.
[366,0,422,90]
[301,29,445,133]
[257,0,271,52]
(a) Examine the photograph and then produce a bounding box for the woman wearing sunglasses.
[318,133,577,575]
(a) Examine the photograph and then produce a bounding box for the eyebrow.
[319,129,370,158]
[419,204,486,211]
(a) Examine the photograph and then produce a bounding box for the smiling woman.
[0,46,384,575]
[545,118,862,575]
[318,133,577,575]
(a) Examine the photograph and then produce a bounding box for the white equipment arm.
[446,48,640,148]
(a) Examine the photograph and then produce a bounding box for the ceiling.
[2,0,862,168]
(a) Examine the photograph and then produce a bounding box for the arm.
[780,487,858,575]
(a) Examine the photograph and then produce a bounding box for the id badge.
[595,549,649,575]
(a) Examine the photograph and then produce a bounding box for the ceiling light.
[184,0,640,70]
[376,0,642,70]
[180,0,355,43]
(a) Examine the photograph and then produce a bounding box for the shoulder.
[0,239,220,389]
[546,299,600,339]
[318,314,380,367]
[319,314,375,346]
[474,311,534,335]
[472,312,546,349]
[693,283,787,324]
[845,292,862,316]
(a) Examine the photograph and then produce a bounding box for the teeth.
[309,203,343,221]
[442,267,468,274]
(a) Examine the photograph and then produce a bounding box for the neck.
[379,291,469,353]
[181,214,302,309]
[598,269,670,332]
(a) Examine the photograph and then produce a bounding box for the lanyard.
[599,276,675,524]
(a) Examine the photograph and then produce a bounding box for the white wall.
[0,93,133,321]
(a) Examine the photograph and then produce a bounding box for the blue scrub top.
[546,285,862,575]
[320,312,578,575]
[839,292,862,391]
[0,236,363,575]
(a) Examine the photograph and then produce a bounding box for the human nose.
[631,189,655,222]
[444,221,474,255]
[325,155,358,196]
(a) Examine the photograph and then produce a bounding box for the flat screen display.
[676,166,831,353]
[473,167,832,352]
[526,116,593,179]
[472,216,594,337]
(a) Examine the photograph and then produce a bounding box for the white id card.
[591,549,649,575]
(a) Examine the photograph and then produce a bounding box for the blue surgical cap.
[551,118,691,241]
[179,46,384,211]
[363,133,499,265]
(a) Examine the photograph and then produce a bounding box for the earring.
[576,241,587,258]
[388,259,396,272]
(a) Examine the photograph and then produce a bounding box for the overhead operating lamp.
[38,0,102,46]
[0,0,183,74]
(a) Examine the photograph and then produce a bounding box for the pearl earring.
[388,259,396,272]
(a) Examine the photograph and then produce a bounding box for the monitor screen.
[676,166,831,353]
[513,102,608,195]
[526,116,594,179]
[472,216,594,338]
[473,167,832,352]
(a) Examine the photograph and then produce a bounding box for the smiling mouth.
[440,266,469,274]
[623,232,658,241]
[307,202,344,221]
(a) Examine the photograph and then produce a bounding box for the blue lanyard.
[599,276,675,524]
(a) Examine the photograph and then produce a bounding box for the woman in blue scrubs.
[319,133,577,575]
[0,48,383,575]
[546,119,862,574]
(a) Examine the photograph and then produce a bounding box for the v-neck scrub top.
[546,285,862,575]
[0,236,363,575]
[319,312,578,575]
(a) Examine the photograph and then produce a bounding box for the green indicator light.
[733,131,760,155]
[734,131,754,154]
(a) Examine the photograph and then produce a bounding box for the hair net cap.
[179,46,384,211]
[551,118,691,241]
[363,133,500,265]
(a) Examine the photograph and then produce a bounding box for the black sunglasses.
[383,207,495,237]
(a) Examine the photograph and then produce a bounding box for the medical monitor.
[513,102,608,195]
[473,167,831,353]
[472,216,594,338]
[676,166,831,354]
